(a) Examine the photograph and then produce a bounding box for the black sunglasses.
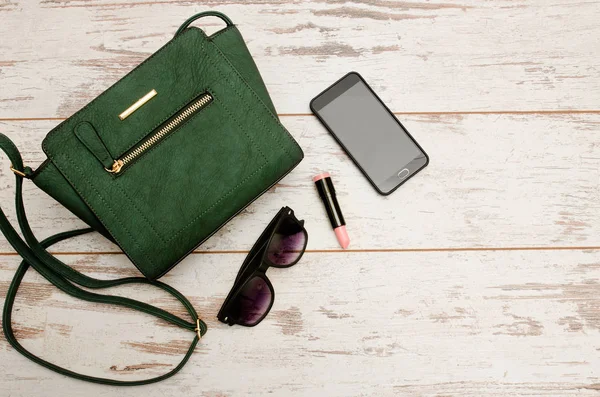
[218,207,308,326]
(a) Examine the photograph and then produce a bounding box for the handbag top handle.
[175,11,234,37]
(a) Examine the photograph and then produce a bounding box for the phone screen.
[311,73,428,194]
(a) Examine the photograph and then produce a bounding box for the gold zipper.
[106,92,213,174]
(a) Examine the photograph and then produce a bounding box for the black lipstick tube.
[313,172,349,249]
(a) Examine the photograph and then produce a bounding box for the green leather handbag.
[0,11,303,385]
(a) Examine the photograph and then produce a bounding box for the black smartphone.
[310,72,429,195]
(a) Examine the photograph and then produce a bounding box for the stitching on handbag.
[204,59,270,166]
[29,158,51,180]
[42,28,204,154]
[207,44,295,177]
[206,39,302,156]
[39,30,208,249]
[114,96,214,179]
[114,183,167,244]
[60,152,157,274]
[213,71,291,159]
[162,95,269,243]
[48,135,168,246]
[209,25,236,41]
[31,159,50,180]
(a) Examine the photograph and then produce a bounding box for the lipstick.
[313,172,350,249]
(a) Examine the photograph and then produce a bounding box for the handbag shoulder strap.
[0,133,206,385]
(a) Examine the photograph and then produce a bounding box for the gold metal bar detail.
[118,89,157,120]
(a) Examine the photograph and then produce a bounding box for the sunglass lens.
[267,216,307,266]
[229,276,273,326]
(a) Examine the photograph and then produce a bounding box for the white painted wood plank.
[1,249,599,395]
[0,1,598,396]
[1,1,600,117]
[1,113,599,253]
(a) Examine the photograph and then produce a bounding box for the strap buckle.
[194,318,202,340]
[9,164,27,178]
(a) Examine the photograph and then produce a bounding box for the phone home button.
[397,168,409,180]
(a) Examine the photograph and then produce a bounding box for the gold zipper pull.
[105,160,124,174]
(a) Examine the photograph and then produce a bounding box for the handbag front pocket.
[107,92,214,174]
[71,90,269,244]
[110,94,269,243]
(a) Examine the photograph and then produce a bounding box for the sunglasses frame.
[217,206,308,327]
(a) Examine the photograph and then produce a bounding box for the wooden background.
[1,1,600,396]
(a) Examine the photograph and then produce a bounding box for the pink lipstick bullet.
[313,172,350,249]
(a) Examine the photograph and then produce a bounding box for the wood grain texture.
[1,0,600,117]
[1,1,600,396]
[1,113,600,253]
[1,249,600,396]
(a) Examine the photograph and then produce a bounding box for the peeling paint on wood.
[316,0,473,12]
[0,0,17,11]
[272,306,303,335]
[2,1,600,115]
[371,45,400,54]
[48,323,73,337]
[122,340,193,356]
[312,6,437,21]
[109,362,171,372]
[0,250,599,393]
[493,312,544,337]
[491,281,600,331]
[1,1,600,396]
[12,325,45,340]
[268,22,338,34]
[0,281,55,304]
[317,306,353,319]
[270,42,361,58]
[2,113,600,253]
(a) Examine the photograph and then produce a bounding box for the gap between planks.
[2,109,600,122]
[1,245,600,256]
